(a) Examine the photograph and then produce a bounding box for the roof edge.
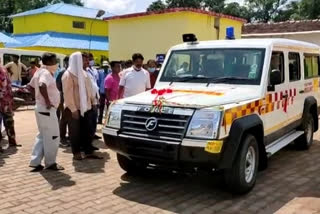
[13,31,109,39]
[104,8,247,23]
[244,19,320,26]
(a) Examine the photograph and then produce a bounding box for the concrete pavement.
[0,110,320,214]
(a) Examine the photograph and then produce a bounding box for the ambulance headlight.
[186,110,221,139]
[106,103,122,129]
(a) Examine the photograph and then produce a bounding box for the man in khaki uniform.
[5,55,27,86]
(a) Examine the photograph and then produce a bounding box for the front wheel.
[117,154,148,174]
[224,134,259,194]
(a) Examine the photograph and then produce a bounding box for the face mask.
[46,64,58,74]
[149,68,156,73]
[133,65,142,71]
[89,60,95,67]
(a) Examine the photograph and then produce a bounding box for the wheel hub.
[245,146,256,183]
[306,121,313,144]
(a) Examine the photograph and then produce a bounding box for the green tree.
[273,1,300,21]
[299,0,320,19]
[147,0,167,12]
[245,0,288,22]
[165,0,202,9]
[203,0,225,13]
[222,2,252,22]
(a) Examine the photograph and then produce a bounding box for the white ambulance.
[103,36,320,194]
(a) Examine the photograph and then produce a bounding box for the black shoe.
[46,163,64,171]
[30,165,44,172]
[60,139,70,147]
[94,135,102,140]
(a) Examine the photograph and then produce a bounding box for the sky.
[83,0,245,16]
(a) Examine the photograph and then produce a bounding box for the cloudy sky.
[83,0,245,16]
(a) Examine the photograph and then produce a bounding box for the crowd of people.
[0,51,161,172]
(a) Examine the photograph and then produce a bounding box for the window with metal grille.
[73,21,85,29]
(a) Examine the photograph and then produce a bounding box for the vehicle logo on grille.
[145,117,158,131]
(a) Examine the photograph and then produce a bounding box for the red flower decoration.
[151,89,158,94]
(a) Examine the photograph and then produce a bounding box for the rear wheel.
[117,154,148,174]
[295,113,314,150]
[224,134,259,194]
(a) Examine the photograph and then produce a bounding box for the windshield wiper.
[179,76,211,82]
[169,76,211,86]
[211,76,251,83]
[205,76,252,86]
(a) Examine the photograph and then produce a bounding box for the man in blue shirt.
[97,61,110,124]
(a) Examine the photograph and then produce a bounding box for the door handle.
[299,90,305,94]
[282,94,288,99]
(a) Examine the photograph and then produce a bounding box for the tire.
[295,113,314,150]
[117,153,147,174]
[224,134,259,194]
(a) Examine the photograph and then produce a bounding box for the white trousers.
[30,105,60,168]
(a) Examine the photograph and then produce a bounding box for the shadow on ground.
[0,139,18,168]
[112,140,320,214]
[72,151,110,173]
[40,170,76,190]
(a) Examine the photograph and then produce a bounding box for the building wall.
[12,13,108,37]
[20,46,109,64]
[108,12,243,61]
[219,18,243,40]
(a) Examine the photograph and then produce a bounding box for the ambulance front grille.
[120,110,192,142]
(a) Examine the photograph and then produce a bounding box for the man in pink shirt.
[28,53,64,172]
[105,61,121,105]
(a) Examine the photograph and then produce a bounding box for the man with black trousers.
[62,52,101,160]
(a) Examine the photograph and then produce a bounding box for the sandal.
[46,163,64,171]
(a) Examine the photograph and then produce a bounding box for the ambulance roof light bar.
[226,27,235,40]
[183,34,198,44]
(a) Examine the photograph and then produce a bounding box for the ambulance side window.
[270,52,285,83]
[304,54,319,79]
[289,52,301,82]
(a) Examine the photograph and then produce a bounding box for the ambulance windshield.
[160,48,266,85]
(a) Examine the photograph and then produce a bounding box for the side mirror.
[268,69,282,91]
[270,69,282,86]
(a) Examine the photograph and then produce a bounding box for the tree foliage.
[146,0,251,21]
[146,0,320,23]
[245,0,288,22]
[147,0,167,12]
[0,0,83,33]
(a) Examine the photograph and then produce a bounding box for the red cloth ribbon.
[151,88,173,112]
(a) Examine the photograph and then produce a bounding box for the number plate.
[137,106,174,114]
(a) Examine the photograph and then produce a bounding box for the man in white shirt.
[28,53,64,172]
[119,53,151,98]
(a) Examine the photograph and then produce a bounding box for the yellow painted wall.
[108,11,243,61]
[13,13,108,37]
[109,12,192,61]
[20,46,109,64]
[219,18,243,40]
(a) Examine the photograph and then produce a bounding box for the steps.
[266,130,304,157]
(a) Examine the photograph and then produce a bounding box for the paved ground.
[1,110,320,214]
